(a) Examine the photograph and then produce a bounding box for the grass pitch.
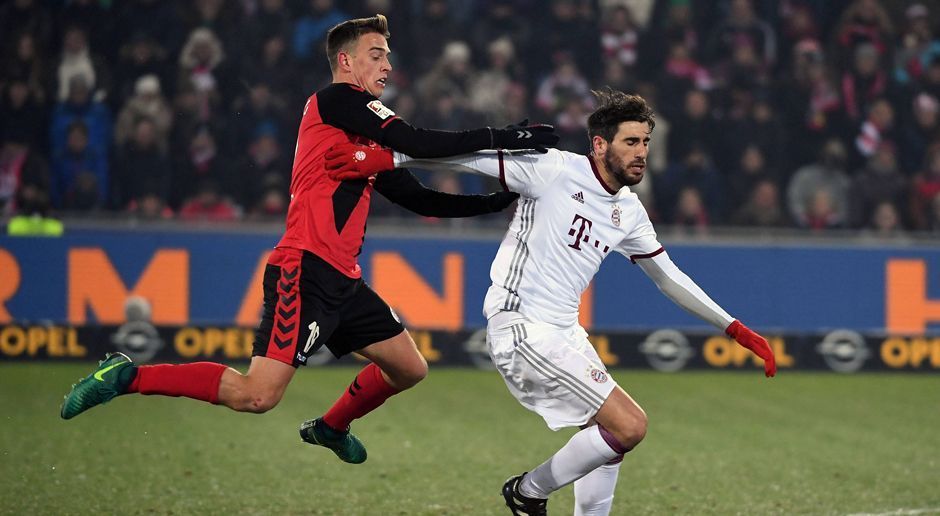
[1,363,938,515]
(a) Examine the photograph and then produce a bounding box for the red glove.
[324,143,394,181]
[725,320,776,377]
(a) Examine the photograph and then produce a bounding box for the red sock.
[127,362,227,405]
[322,363,400,430]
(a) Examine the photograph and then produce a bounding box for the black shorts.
[252,248,405,367]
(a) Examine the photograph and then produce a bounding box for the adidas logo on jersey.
[571,191,584,204]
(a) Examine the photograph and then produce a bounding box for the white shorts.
[487,319,617,431]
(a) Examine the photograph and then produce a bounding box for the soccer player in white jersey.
[323,90,776,516]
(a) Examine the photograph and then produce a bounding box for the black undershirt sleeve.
[316,84,493,158]
[373,169,496,218]
[379,120,493,158]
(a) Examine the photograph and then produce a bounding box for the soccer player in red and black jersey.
[60,14,558,465]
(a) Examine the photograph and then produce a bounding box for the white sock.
[574,462,621,516]
[519,426,621,499]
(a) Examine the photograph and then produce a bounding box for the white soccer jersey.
[395,149,664,327]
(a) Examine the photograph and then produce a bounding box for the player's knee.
[396,357,428,389]
[603,410,648,451]
[238,386,283,414]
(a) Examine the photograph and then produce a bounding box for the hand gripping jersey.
[395,149,666,327]
[277,83,401,278]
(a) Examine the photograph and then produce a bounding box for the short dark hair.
[325,14,390,71]
[587,89,656,143]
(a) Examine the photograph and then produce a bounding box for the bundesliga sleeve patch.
[367,100,395,120]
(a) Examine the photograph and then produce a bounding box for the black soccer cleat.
[299,417,367,464]
[502,473,548,516]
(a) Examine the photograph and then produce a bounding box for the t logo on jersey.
[568,214,592,250]
[567,214,611,253]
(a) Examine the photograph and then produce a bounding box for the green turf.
[1,364,938,515]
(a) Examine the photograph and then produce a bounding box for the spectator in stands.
[788,138,851,228]
[658,143,725,224]
[853,97,895,169]
[469,0,531,79]
[704,0,776,72]
[776,2,820,73]
[114,75,172,153]
[176,27,231,122]
[926,192,940,233]
[841,42,889,122]
[533,0,599,79]
[832,0,894,67]
[667,88,718,162]
[244,34,295,107]
[180,0,244,56]
[534,53,593,119]
[52,25,110,103]
[866,200,905,237]
[235,123,289,210]
[671,185,710,235]
[910,145,940,230]
[246,0,293,56]
[230,79,291,152]
[57,0,113,58]
[245,174,288,220]
[728,144,776,209]
[292,0,348,77]
[554,97,592,154]
[417,41,475,113]
[776,40,846,169]
[127,192,174,220]
[409,0,460,75]
[0,76,46,153]
[849,141,908,229]
[893,3,939,85]
[114,117,172,210]
[731,178,788,228]
[0,0,53,55]
[172,125,231,207]
[114,32,171,108]
[50,120,107,211]
[600,5,640,71]
[0,137,49,217]
[115,0,184,59]
[2,31,48,105]
[655,41,711,121]
[50,74,111,159]
[899,93,940,175]
[178,179,240,222]
[468,37,518,126]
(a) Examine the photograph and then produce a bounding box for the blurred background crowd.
[3,0,940,237]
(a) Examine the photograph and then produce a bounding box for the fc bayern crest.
[589,367,608,383]
[611,205,622,227]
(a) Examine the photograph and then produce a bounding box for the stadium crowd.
[2,0,940,235]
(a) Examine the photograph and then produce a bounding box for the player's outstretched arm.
[373,169,518,218]
[382,118,559,158]
[636,251,776,377]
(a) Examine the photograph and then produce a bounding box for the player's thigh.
[356,329,426,377]
[328,281,407,360]
[489,322,616,430]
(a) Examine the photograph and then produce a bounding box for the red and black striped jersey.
[276,83,402,279]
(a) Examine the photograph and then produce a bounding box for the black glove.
[490,119,559,153]
[486,191,520,212]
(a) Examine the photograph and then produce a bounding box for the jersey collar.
[587,155,621,195]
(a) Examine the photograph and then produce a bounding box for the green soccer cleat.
[60,353,136,420]
[299,418,367,464]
